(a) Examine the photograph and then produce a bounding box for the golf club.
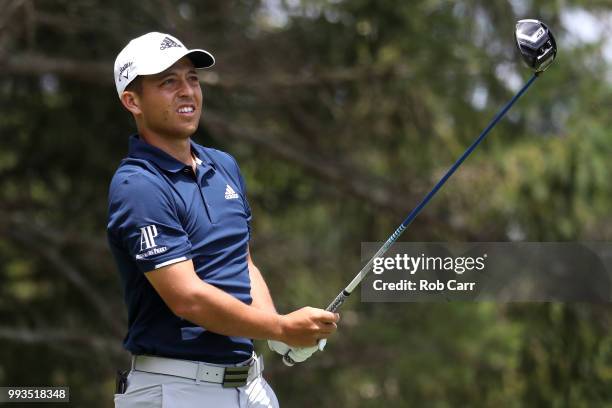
[283,19,557,366]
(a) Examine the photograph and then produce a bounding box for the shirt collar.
[128,134,213,173]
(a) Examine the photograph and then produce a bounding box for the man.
[107,32,339,407]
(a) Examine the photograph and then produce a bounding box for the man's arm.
[247,247,276,313]
[145,259,338,347]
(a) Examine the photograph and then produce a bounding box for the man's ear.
[120,91,142,115]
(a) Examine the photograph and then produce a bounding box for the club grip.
[282,290,350,367]
[326,290,350,312]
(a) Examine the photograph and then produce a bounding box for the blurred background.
[1,0,611,406]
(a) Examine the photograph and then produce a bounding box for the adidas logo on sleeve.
[224,184,239,200]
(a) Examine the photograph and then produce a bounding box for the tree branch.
[8,224,125,338]
[0,0,26,32]
[0,53,110,83]
[0,53,403,89]
[0,326,123,356]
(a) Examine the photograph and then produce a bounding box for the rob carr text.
[373,279,476,291]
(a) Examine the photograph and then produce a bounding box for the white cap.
[113,32,215,97]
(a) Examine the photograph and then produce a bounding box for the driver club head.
[515,19,557,73]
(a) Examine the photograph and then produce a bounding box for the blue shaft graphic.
[283,73,539,366]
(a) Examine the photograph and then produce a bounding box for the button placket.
[195,165,216,224]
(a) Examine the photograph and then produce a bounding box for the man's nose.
[178,78,196,97]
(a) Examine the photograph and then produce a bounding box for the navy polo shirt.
[107,135,253,364]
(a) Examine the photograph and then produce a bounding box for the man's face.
[132,57,202,140]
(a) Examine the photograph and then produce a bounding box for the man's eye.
[162,78,175,85]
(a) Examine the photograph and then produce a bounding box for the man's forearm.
[179,280,336,347]
[146,251,336,346]
[178,279,284,341]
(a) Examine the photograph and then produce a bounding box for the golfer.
[107,32,339,407]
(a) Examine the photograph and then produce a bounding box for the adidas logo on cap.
[160,36,182,50]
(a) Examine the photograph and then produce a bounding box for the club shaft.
[283,74,539,366]
[326,73,539,311]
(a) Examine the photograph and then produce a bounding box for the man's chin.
[170,124,199,139]
[180,117,201,136]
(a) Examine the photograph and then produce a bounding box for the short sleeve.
[107,174,192,272]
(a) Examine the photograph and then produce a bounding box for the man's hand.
[268,307,340,363]
[277,306,339,347]
[268,306,338,365]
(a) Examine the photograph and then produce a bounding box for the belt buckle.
[222,366,250,388]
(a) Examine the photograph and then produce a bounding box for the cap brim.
[136,48,216,78]
[186,49,215,69]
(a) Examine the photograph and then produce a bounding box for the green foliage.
[1,0,611,406]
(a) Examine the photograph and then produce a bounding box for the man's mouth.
[177,105,196,115]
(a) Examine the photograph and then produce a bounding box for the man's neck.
[140,131,194,167]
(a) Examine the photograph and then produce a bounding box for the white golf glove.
[287,345,319,363]
[267,340,322,364]
[267,339,290,356]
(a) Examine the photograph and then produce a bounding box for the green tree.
[0,0,610,406]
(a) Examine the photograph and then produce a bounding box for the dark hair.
[125,76,143,94]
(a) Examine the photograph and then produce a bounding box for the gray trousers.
[114,356,279,408]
